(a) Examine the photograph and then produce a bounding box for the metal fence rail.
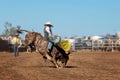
[74,41,120,52]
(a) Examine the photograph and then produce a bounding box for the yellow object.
[12,37,22,45]
[59,40,70,51]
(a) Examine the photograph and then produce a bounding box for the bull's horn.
[65,51,71,55]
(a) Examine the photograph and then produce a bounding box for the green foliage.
[2,22,21,36]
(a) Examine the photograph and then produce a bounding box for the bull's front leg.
[38,47,60,68]
[45,52,60,68]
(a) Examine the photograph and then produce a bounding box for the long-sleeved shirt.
[44,26,53,41]
[45,26,52,36]
[11,37,22,46]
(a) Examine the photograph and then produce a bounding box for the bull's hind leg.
[45,53,60,68]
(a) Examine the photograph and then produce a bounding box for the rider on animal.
[44,22,60,56]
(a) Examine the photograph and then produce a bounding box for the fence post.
[91,40,93,52]
[112,41,114,52]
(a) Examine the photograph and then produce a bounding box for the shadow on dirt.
[48,66,79,68]
[19,65,79,69]
[65,66,79,68]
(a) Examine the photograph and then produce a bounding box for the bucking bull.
[18,30,70,68]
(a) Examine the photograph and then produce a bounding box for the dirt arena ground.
[0,50,120,80]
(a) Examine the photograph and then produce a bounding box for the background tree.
[1,22,21,36]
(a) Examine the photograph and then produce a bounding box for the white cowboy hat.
[14,33,19,36]
[44,22,53,27]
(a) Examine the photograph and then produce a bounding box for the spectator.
[11,33,22,57]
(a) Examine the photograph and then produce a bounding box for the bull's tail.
[20,29,31,32]
[17,29,31,33]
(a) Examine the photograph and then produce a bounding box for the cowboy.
[44,22,54,55]
[11,33,22,57]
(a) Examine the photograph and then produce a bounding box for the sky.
[0,0,120,38]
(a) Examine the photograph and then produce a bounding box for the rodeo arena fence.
[91,40,120,52]
[74,40,120,52]
[0,35,120,52]
[0,36,26,52]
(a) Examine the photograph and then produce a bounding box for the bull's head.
[54,46,71,68]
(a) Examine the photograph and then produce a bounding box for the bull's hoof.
[57,66,65,68]
[43,56,47,62]
[55,65,66,68]
[55,65,61,68]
